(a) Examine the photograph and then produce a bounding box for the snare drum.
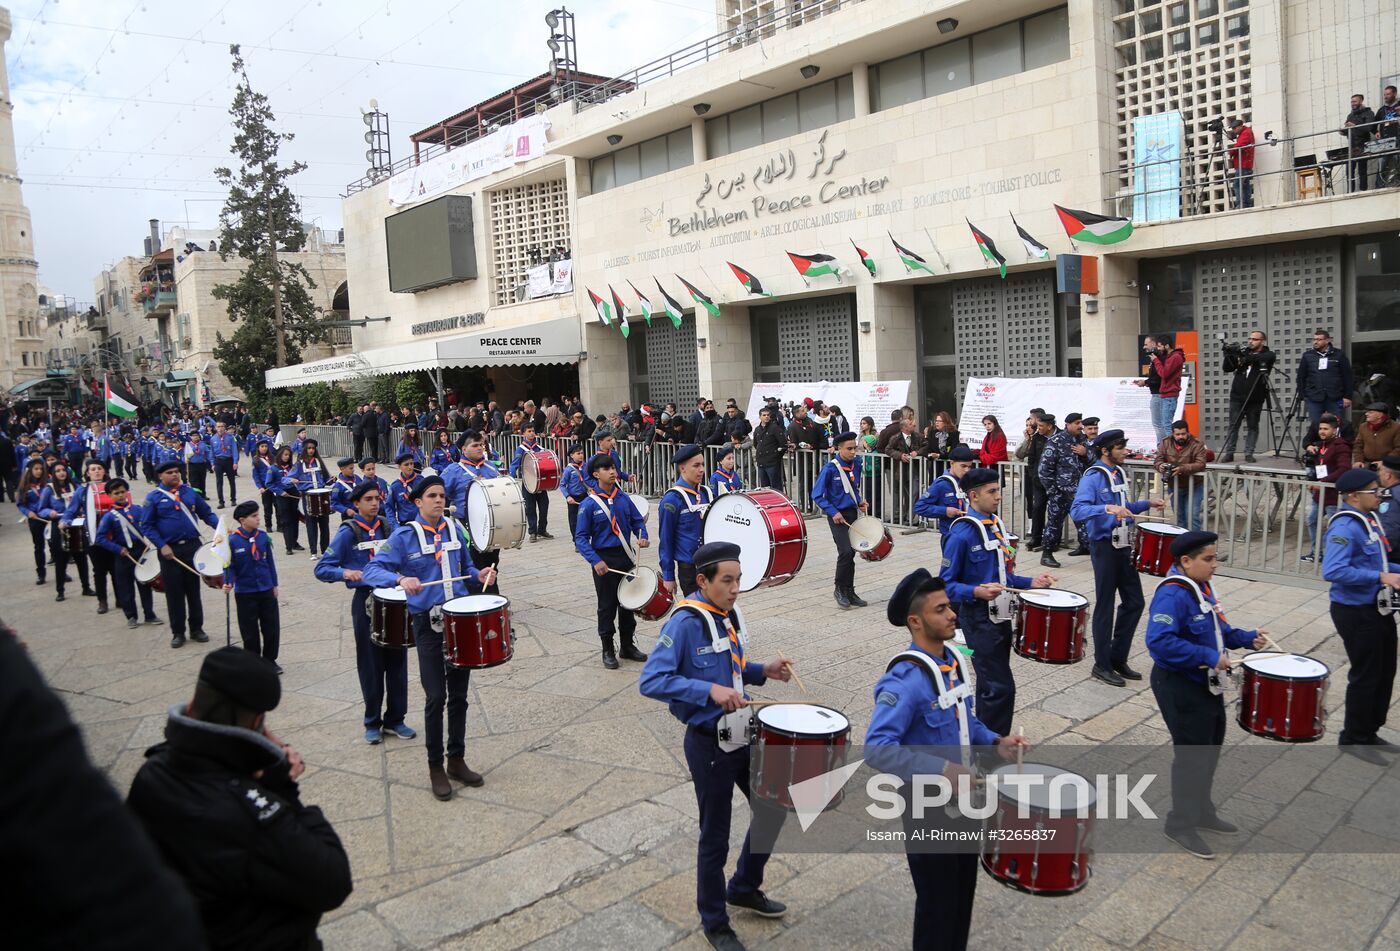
[62,518,87,554]
[1134,522,1188,575]
[752,703,851,810]
[1013,589,1088,664]
[1237,652,1329,742]
[304,488,332,518]
[133,548,163,590]
[981,763,1095,896]
[192,542,226,590]
[522,449,561,493]
[702,489,807,592]
[617,565,674,621]
[849,515,894,563]
[629,493,650,523]
[442,594,513,669]
[370,588,413,649]
[86,485,113,546]
[466,476,527,551]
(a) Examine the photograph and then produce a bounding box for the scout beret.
[566,443,586,456]
[359,456,377,467]
[350,479,381,502]
[232,500,260,520]
[197,646,281,712]
[337,456,355,468]
[409,475,444,500]
[1336,468,1378,494]
[1093,429,1126,450]
[948,446,977,462]
[960,467,999,491]
[694,541,741,569]
[395,452,416,465]
[156,460,181,474]
[887,568,944,627]
[1170,530,1217,559]
[672,444,703,465]
[832,431,858,447]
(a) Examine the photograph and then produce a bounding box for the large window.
[590,128,693,194]
[872,7,1070,112]
[915,286,959,419]
[705,75,855,159]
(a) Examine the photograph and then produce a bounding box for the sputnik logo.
[789,758,864,832]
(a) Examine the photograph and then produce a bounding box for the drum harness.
[676,599,754,753]
[951,514,1016,625]
[1156,575,1236,696]
[410,518,464,632]
[156,486,204,539]
[588,487,639,564]
[111,504,156,559]
[667,483,709,518]
[1326,509,1398,616]
[1088,464,1135,549]
[934,471,968,516]
[886,649,973,768]
[832,458,860,510]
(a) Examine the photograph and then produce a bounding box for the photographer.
[1219,330,1276,463]
[1154,420,1207,531]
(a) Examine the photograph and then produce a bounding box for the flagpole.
[923,228,950,271]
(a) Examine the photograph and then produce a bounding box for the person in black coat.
[127,648,353,951]
[1296,328,1353,430]
[752,405,787,490]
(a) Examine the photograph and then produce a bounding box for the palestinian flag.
[677,274,721,317]
[727,262,772,297]
[587,287,613,327]
[967,219,1007,279]
[628,280,654,326]
[787,251,841,281]
[655,279,685,328]
[1011,213,1050,260]
[851,239,876,277]
[889,233,936,275]
[1054,204,1134,245]
[105,374,139,419]
[609,285,631,338]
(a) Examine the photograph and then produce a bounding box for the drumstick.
[744,699,812,707]
[1260,632,1285,653]
[401,573,476,590]
[1134,513,1174,522]
[1015,726,1024,768]
[778,653,808,694]
[606,568,638,579]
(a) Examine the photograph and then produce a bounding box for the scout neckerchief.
[157,484,203,533]
[350,517,387,554]
[1158,574,1231,692]
[676,597,752,753]
[458,458,497,480]
[590,484,638,562]
[952,512,1013,582]
[833,457,860,503]
[111,502,143,550]
[235,526,263,562]
[668,480,706,514]
[888,647,972,766]
[409,516,463,608]
[713,467,740,495]
[337,474,357,490]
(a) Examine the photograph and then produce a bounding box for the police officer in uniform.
[1145,531,1268,859]
[574,454,650,669]
[866,568,1030,951]
[1071,429,1166,686]
[142,459,220,648]
[1374,456,1400,551]
[639,541,792,951]
[659,444,708,596]
[913,445,976,534]
[126,647,353,950]
[1037,411,1089,568]
[938,467,1054,735]
[1321,467,1400,764]
[812,431,869,609]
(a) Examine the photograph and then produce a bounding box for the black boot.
[601,637,619,669]
[97,598,109,615]
[845,587,868,608]
[1040,550,1062,569]
[834,586,851,609]
[619,641,648,662]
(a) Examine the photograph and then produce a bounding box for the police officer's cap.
[1038,414,1057,426]
[586,453,615,476]
[1336,468,1379,495]
[232,500,260,520]
[409,475,444,501]
[960,467,999,491]
[337,456,355,468]
[694,541,742,569]
[1065,412,1083,424]
[1082,417,1100,427]
[350,479,381,502]
[1093,429,1127,450]
[887,568,945,627]
[672,443,703,465]
[832,431,858,447]
[1169,530,1218,559]
[948,446,977,463]
[359,456,377,467]
[155,460,181,474]
[1383,456,1400,474]
[1366,401,1391,414]
[395,451,416,465]
[198,646,281,713]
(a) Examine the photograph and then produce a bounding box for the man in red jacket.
[1227,118,1255,208]
[1150,334,1186,444]
[1301,413,1353,560]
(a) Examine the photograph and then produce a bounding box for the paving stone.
[433,895,581,951]
[518,902,680,951]
[314,910,400,951]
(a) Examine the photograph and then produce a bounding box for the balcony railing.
[141,286,178,316]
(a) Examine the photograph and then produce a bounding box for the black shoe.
[846,588,868,608]
[1067,547,1090,556]
[190,629,209,643]
[1040,551,1062,568]
[1341,742,1389,765]
[81,587,96,597]
[97,599,109,615]
[1367,736,1400,754]
[727,889,787,918]
[1244,454,1257,463]
[170,634,186,649]
[1113,662,1143,681]
[619,644,648,662]
[35,576,45,585]
[601,648,619,670]
[528,534,538,544]
[1165,827,1215,859]
[145,615,162,625]
[55,592,65,602]
[1219,452,1235,463]
[127,618,140,629]
[1092,665,1126,687]
[217,503,225,509]
[705,926,747,951]
[1026,541,1042,552]
[538,531,554,540]
[61,574,72,582]
[292,543,306,551]
[1197,815,1241,836]
[834,586,851,609]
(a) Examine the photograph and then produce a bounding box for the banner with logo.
[1132,111,1184,223]
[388,114,551,207]
[746,381,910,429]
[957,376,1186,456]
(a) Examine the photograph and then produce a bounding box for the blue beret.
[337,456,355,468]
[887,568,944,627]
[832,431,858,446]
[948,446,977,462]
[409,475,443,501]
[395,452,416,465]
[1093,429,1126,450]
[359,456,377,467]
[694,541,741,569]
[1169,530,1217,558]
[156,460,181,474]
[672,443,704,465]
[960,467,999,491]
[232,500,260,520]
[350,479,381,502]
[1336,468,1379,495]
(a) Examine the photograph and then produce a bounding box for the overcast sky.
[8,0,715,301]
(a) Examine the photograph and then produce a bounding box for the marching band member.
[584,430,633,491]
[866,568,1030,951]
[1321,467,1400,765]
[386,453,422,530]
[62,458,115,614]
[292,440,331,559]
[329,457,361,520]
[359,456,390,506]
[939,467,1054,735]
[709,446,743,497]
[1146,530,1268,859]
[315,480,414,745]
[394,423,425,469]
[39,461,92,603]
[184,430,212,498]
[429,429,460,470]
[250,439,278,533]
[574,453,649,669]
[560,442,589,538]
[442,431,501,594]
[61,424,85,473]
[811,432,869,610]
[508,423,553,542]
[639,541,792,951]
[913,445,977,535]
[659,444,708,597]
[268,446,304,555]
[142,460,220,648]
[17,457,51,585]
[1070,429,1166,687]
[361,476,496,801]
[221,501,282,669]
[210,420,240,509]
[94,477,161,628]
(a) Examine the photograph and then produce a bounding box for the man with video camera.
[1219,330,1276,463]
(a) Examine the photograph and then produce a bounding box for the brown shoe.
[446,756,484,787]
[429,765,453,801]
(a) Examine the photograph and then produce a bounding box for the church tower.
[0,7,42,391]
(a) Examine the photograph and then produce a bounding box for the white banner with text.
[958,376,1186,455]
[388,115,551,207]
[746,381,910,429]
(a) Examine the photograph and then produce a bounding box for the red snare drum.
[702,489,807,592]
[982,764,1095,895]
[1134,522,1188,576]
[1006,532,1019,573]
[304,488,332,518]
[1013,589,1088,664]
[752,703,851,811]
[86,484,114,546]
[618,565,674,621]
[1237,652,1329,742]
[850,515,894,563]
[522,449,561,494]
[443,594,513,669]
[371,588,413,649]
[62,520,88,554]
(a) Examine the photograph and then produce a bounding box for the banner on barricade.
[958,376,1185,455]
[746,380,911,427]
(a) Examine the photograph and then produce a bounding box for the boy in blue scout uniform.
[811,431,869,610]
[1321,467,1400,765]
[93,477,162,628]
[709,445,743,496]
[328,457,362,519]
[1145,530,1268,859]
[866,568,1030,951]
[912,445,976,534]
[938,467,1054,736]
[315,478,415,746]
[61,424,86,472]
[210,421,240,508]
[639,541,793,951]
[1070,428,1166,687]
[221,500,282,668]
[442,430,503,594]
[559,443,589,537]
[184,431,213,497]
[583,430,633,491]
[142,459,221,648]
[386,453,422,529]
[359,457,390,508]
[508,423,554,543]
[361,475,497,802]
[659,444,708,596]
[574,453,650,669]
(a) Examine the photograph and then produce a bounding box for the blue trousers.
[351,587,408,730]
[956,601,1015,736]
[1305,398,1345,429]
[1088,540,1144,670]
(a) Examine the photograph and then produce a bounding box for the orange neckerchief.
[590,485,627,543]
[235,526,261,561]
[352,517,383,557]
[676,598,745,674]
[417,517,448,565]
[977,514,1015,561]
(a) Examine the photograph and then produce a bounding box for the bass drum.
[466,476,527,552]
[701,489,807,592]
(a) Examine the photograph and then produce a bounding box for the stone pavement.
[7,504,1400,951]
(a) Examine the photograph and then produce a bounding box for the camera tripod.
[1222,362,1301,463]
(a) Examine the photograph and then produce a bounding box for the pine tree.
[211,44,329,397]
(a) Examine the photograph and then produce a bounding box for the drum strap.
[937,473,967,505]
[887,650,971,765]
[589,488,638,562]
[833,460,859,504]
[668,484,706,515]
[714,469,740,496]
[1327,509,1389,568]
[1156,576,1232,690]
[676,600,752,753]
[951,515,1010,587]
[158,487,202,534]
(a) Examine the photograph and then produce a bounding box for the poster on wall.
[746,380,911,429]
[1132,110,1184,223]
[388,114,551,207]
[957,376,1186,456]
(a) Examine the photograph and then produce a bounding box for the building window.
[1139,258,1197,333]
[590,128,693,194]
[705,74,854,159]
[21,352,27,366]
[1355,235,1400,334]
[486,178,571,307]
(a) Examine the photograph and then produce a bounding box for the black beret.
[566,443,586,456]
[716,444,736,459]
[232,500,260,520]
[586,453,616,476]
[1065,412,1083,424]
[197,646,281,712]
[694,541,741,569]
[337,456,355,468]
[395,452,416,465]
[832,431,858,447]
[948,446,977,462]
[1082,417,1100,426]
[1093,429,1126,450]
[350,479,381,502]
[672,443,704,465]
[887,568,944,627]
[960,467,999,491]
[1169,530,1217,559]
[156,460,181,474]
[1335,468,1379,494]
[1383,456,1400,474]
[1039,414,1057,425]
[359,456,377,467]
[409,475,443,501]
